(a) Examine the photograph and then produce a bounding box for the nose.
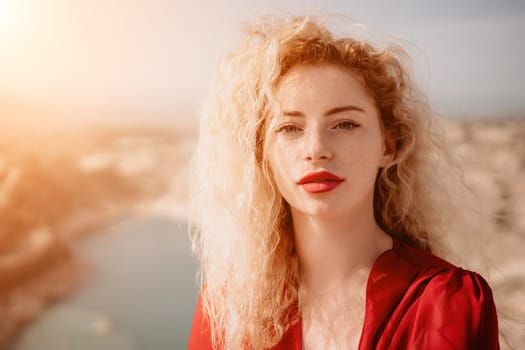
[303,127,334,162]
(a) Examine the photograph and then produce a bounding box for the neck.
[292,208,392,295]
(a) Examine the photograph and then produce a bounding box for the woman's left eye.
[276,124,302,133]
[333,120,360,130]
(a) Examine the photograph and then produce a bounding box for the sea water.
[13,215,198,350]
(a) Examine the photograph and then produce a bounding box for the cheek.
[267,148,288,184]
[267,137,294,167]
[349,131,385,159]
[266,141,298,194]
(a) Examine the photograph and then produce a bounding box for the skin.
[266,64,395,349]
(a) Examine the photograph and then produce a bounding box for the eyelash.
[276,124,302,133]
[333,120,360,130]
[275,120,360,133]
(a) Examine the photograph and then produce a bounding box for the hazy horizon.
[1,0,525,128]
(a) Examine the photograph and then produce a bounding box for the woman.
[188,16,499,349]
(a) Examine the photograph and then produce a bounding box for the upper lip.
[297,170,344,184]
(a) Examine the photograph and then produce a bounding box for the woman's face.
[265,64,393,219]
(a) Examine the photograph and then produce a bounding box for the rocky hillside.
[0,125,195,347]
[441,117,525,349]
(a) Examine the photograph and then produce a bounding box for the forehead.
[275,64,375,109]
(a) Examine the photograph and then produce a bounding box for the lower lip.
[300,181,343,193]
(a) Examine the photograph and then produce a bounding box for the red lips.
[297,170,344,193]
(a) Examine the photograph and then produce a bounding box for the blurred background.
[0,0,524,349]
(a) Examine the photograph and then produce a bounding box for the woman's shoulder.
[386,239,497,316]
[393,239,493,294]
[366,239,500,349]
[372,239,486,289]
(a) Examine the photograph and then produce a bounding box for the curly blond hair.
[190,15,462,349]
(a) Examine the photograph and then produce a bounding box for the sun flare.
[0,0,21,37]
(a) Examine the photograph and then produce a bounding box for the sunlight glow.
[0,0,21,39]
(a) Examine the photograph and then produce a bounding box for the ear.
[379,129,396,167]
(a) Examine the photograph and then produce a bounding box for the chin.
[294,203,347,219]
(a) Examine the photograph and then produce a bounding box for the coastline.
[0,126,194,348]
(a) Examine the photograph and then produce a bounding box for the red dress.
[189,240,499,349]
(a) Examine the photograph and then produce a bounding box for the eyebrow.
[282,105,366,117]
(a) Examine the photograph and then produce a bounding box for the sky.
[1,0,525,129]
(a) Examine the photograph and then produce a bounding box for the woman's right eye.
[276,124,302,133]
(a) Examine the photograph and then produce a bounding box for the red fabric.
[189,240,499,349]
